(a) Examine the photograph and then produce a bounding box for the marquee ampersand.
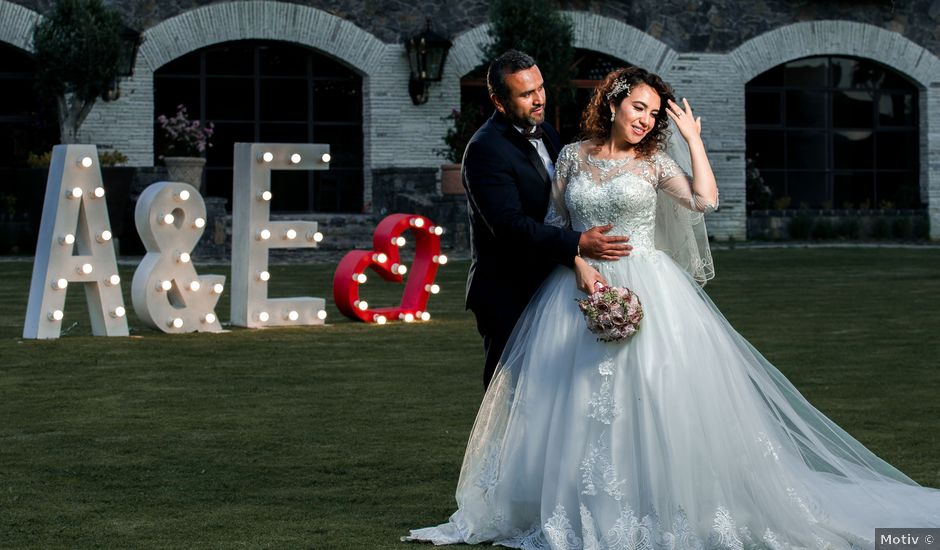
[333,213,447,324]
[131,182,225,333]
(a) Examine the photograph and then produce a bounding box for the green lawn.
[1,248,938,548]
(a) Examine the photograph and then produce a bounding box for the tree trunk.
[56,93,96,144]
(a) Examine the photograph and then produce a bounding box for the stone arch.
[732,20,940,239]
[0,1,40,53]
[731,20,938,87]
[446,12,677,78]
[138,1,386,75]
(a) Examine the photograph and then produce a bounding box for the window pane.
[205,43,254,75]
[259,44,308,77]
[833,130,874,169]
[154,77,200,119]
[833,172,874,209]
[205,122,254,167]
[313,124,362,168]
[745,91,781,126]
[833,90,874,127]
[159,51,200,75]
[260,79,308,121]
[746,130,784,169]
[785,58,827,87]
[335,170,364,212]
[876,131,917,169]
[270,170,310,212]
[206,78,254,120]
[260,122,308,142]
[786,130,826,170]
[313,80,361,122]
[785,90,826,127]
[876,173,921,208]
[878,94,915,126]
[786,172,827,209]
[749,65,784,87]
[205,168,232,203]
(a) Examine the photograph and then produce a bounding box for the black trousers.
[473,309,522,390]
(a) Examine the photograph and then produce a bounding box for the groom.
[463,50,631,389]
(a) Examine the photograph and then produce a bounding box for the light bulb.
[321,153,331,163]
[257,311,270,322]
[204,313,217,324]
[373,314,387,325]
[433,255,449,265]
[312,232,323,243]
[432,226,444,236]
[391,236,406,247]
[411,218,425,228]
[355,300,368,311]
[108,274,121,286]
[425,283,440,294]
[258,190,272,201]
[79,156,93,168]
[284,229,297,240]
[111,306,126,318]
[400,312,415,323]
[68,187,83,199]
[194,217,206,229]
[287,310,299,321]
[260,151,274,163]
[49,310,64,321]
[52,278,68,290]
[177,189,191,201]
[372,253,387,263]
[353,273,367,284]
[316,310,327,320]
[212,283,224,294]
[189,280,201,291]
[79,263,93,275]
[392,263,407,275]
[161,213,174,225]
[97,230,112,242]
[60,233,76,245]
[257,229,271,240]
[93,187,105,198]
[420,311,431,321]
[290,153,302,164]
[158,280,172,292]
[258,271,270,282]
[177,252,191,263]
[168,317,184,329]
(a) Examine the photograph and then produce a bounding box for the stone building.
[1,0,938,253]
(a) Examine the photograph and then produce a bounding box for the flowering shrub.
[156,105,214,157]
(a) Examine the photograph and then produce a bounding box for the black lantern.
[102,25,142,101]
[405,19,451,105]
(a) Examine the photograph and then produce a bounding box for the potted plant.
[156,104,214,194]
[438,105,483,194]
[33,0,127,143]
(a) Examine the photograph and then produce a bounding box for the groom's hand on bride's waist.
[578,224,631,261]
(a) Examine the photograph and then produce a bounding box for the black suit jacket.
[463,111,581,319]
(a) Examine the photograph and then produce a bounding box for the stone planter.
[164,156,206,194]
[440,163,464,195]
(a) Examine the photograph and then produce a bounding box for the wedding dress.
[405,141,940,549]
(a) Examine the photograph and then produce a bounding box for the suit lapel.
[502,124,552,189]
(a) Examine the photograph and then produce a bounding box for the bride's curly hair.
[580,66,676,159]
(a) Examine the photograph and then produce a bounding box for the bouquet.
[576,283,643,342]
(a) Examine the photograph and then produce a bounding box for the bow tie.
[524,125,544,140]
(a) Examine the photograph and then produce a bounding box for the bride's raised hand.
[666,98,701,143]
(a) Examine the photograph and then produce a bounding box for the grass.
[1,248,938,548]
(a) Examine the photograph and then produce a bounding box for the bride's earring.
[610,110,615,122]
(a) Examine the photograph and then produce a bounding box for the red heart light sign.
[333,214,447,323]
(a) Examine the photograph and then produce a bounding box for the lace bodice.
[546,141,717,258]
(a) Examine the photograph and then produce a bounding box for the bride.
[405,67,940,549]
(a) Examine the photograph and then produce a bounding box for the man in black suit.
[463,50,631,388]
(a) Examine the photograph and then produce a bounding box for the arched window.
[155,40,363,213]
[746,56,920,211]
[459,50,627,143]
[0,42,58,168]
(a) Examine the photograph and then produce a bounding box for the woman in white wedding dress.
[406,67,940,549]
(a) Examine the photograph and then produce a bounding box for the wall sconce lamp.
[405,19,451,106]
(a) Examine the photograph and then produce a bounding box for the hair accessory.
[605,78,631,100]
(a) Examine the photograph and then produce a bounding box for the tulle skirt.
[406,251,940,549]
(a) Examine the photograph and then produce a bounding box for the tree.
[483,0,576,125]
[33,0,125,144]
